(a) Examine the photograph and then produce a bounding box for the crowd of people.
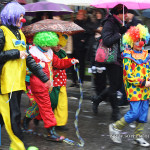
[0,1,150,150]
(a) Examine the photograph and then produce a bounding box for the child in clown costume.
[23,33,71,130]
[50,33,70,130]
[0,2,52,150]
[26,31,79,141]
[109,24,150,147]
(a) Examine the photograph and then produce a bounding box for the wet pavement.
[1,79,150,150]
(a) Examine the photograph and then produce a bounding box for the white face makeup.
[133,40,144,51]
[134,41,140,46]
[16,14,24,27]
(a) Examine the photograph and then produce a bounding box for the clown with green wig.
[25,31,78,142]
[109,24,150,147]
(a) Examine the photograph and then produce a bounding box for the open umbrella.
[91,0,150,9]
[46,0,94,6]
[24,1,73,16]
[91,0,150,25]
[22,19,84,36]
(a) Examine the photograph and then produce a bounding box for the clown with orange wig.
[109,24,150,147]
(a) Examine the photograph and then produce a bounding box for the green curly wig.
[33,31,59,47]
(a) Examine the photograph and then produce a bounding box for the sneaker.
[9,145,38,150]
[46,127,65,142]
[109,123,122,143]
[46,134,65,142]
[129,123,136,128]
[133,137,150,147]
[27,146,39,150]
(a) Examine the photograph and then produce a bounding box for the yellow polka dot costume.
[110,25,150,143]
[122,50,150,102]
[121,25,150,123]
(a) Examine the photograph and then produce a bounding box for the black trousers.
[98,63,123,112]
[106,63,123,93]
[0,114,4,126]
[9,91,23,140]
[93,71,107,95]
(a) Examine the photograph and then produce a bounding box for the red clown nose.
[21,18,26,23]
[139,41,144,47]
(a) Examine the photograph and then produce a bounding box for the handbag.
[95,39,118,63]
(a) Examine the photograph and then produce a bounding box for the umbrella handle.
[106,7,109,17]
[123,5,124,26]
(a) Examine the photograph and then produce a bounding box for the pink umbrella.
[91,0,150,9]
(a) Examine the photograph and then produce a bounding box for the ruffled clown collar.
[121,50,150,64]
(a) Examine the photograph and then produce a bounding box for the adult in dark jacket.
[89,9,107,103]
[0,2,50,150]
[88,9,105,64]
[91,4,128,121]
[70,10,88,86]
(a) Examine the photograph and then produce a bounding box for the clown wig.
[33,31,59,47]
[0,2,25,27]
[57,33,68,47]
[123,24,150,48]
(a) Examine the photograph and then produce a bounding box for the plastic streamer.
[63,64,84,147]
[23,64,85,147]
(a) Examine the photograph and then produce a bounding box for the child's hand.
[71,59,79,64]
[45,80,51,89]
[20,51,28,59]
[39,61,45,68]
[145,81,150,87]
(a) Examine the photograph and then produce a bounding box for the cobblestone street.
[1,80,150,150]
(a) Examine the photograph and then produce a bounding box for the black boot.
[23,116,32,130]
[91,88,109,115]
[91,95,103,115]
[109,93,122,121]
[46,127,65,142]
[33,119,39,126]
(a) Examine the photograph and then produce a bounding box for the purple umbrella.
[24,1,73,16]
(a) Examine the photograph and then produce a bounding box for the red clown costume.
[28,31,78,141]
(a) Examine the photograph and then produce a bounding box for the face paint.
[134,41,144,47]
[134,41,140,46]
